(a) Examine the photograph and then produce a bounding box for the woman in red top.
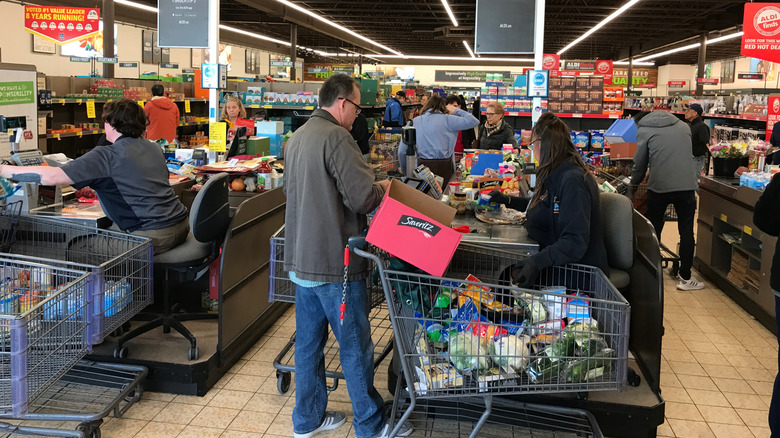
[220,95,255,140]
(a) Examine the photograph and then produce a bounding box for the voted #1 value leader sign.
[741,3,780,64]
[24,6,100,45]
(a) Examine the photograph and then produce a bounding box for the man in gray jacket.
[631,110,704,290]
[284,74,409,438]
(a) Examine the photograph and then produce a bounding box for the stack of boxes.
[728,251,760,294]
[255,121,285,156]
[479,73,538,115]
[548,76,604,115]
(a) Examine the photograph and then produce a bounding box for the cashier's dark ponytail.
[529,112,588,208]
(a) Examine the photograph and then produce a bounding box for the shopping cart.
[588,164,680,276]
[268,226,393,394]
[1,216,153,346]
[355,242,630,437]
[0,202,22,253]
[368,133,401,180]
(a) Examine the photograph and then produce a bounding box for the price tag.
[138,100,145,107]
[227,158,239,166]
[54,133,60,140]
[573,113,583,118]
[209,122,227,152]
[184,100,191,113]
[720,214,727,222]
[744,225,753,236]
[86,100,96,119]
[78,131,83,138]
[77,99,83,104]
[304,106,314,110]
[264,104,272,109]
[59,99,65,105]
[250,104,259,109]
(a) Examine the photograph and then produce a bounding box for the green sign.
[0,81,35,106]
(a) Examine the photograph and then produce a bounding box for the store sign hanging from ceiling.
[741,3,780,64]
[611,68,659,88]
[23,6,100,45]
[557,60,613,83]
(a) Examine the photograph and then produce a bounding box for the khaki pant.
[111,219,189,255]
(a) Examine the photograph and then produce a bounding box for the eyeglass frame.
[339,97,362,115]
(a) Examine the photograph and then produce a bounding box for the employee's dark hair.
[319,73,360,108]
[529,112,589,208]
[421,94,447,115]
[102,98,149,138]
[444,94,460,106]
[632,110,651,125]
[151,84,165,97]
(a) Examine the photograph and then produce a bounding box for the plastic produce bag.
[489,334,533,371]
[449,331,491,372]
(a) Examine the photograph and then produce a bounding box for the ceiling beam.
[234,0,393,55]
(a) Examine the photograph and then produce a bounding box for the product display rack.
[623,106,767,122]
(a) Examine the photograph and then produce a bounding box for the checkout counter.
[695,175,776,333]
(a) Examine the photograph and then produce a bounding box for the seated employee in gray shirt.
[0,98,189,255]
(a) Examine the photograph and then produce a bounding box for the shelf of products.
[623,106,767,122]
[47,129,104,139]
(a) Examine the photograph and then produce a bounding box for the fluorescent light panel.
[441,0,459,27]
[557,0,642,55]
[273,0,402,56]
[463,40,475,58]
[614,61,655,66]
[636,31,743,62]
[114,0,158,13]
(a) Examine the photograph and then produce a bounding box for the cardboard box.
[608,142,637,159]
[246,136,271,156]
[366,179,461,276]
[256,120,284,135]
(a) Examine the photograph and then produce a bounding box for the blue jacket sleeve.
[391,101,404,124]
[530,173,592,270]
[444,109,480,131]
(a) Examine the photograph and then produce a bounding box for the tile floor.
[73,226,778,438]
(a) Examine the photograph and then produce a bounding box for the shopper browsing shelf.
[397,94,479,182]
[0,98,189,255]
[684,103,710,177]
[382,91,405,127]
[488,112,608,286]
[752,173,780,435]
[629,110,704,290]
[144,84,180,142]
[220,95,255,140]
[473,102,519,150]
[283,74,410,438]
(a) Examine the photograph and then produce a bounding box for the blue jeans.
[292,280,384,437]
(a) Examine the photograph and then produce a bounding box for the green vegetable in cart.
[489,334,533,371]
[526,334,578,383]
[515,292,547,323]
[449,331,491,372]
[564,348,614,383]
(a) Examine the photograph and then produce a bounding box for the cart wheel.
[628,367,642,387]
[188,347,199,361]
[277,372,291,394]
[77,421,102,438]
[110,327,122,337]
[114,346,128,359]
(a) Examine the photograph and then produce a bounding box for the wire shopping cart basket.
[267,226,393,393]
[0,202,22,253]
[1,216,153,345]
[354,242,630,437]
[0,258,91,419]
[0,361,147,438]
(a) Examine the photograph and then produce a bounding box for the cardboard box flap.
[387,179,456,227]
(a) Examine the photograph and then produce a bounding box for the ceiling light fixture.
[114,0,158,13]
[557,0,642,55]
[635,31,743,62]
[463,40,475,58]
[273,0,403,56]
[220,24,292,46]
[441,0,459,27]
[614,61,656,66]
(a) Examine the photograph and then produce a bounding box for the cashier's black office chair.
[600,192,633,290]
[114,172,230,361]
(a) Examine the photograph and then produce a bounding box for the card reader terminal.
[11,150,44,166]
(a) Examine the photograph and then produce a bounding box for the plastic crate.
[0,258,91,417]
[2,216,153,345]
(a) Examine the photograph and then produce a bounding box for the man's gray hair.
[319,74,360,108]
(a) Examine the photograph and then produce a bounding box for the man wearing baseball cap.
[685,103,710,177]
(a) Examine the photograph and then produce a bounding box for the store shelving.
[623,107,766,122]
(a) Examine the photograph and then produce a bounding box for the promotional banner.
[668,81,686,88]
[741,3,780,64]
[434,70,511,82]
[612,68,658,87]
[542,54,560,71]
[697,78,719,85]
[24,6,100,45]
[559,60,613,83]
[767,94,780,141]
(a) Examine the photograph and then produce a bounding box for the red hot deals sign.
[542,54,560,71]
[741,3,780,64]
[767,95,780,140]
[24,6,100,45]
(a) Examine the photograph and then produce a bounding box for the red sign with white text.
[767,94,780,141]
[741,3,780,63]
[668,81,687,86]
[697,78,719,85]
[542,54,560,71]
[24,6,100,45]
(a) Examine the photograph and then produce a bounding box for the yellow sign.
[86,100,96,118]
[720,214,727,223]
[744,225,753,236]
[184,99,191,113]
[209,122,227,152]
[263,104,272,109]
[138,100,145,107]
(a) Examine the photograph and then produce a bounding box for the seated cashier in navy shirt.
[0,98,189,255]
